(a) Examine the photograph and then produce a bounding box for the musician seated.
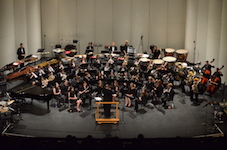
[109,42,117,53]
[60,79,69,103]
[45,62,55,74]
[79,81,92,109]
[56,61,64,72]
[36,65,46,79]
[112,80,120,102]
[26,69,38,85]
[161,83,175,108]
[134,87,148,112]
[107,55,115,69]
[69,59,76,73]
[125,82,138,107]
[151,46,161,59]
[201,60,214,78]
[94,80,104,97]
[162,73,174,88]
[57,69,68,82]
[153,80,163,103]
[52,82,64,107]
[68,86,82,112]
[71,75,81,91]
[212,67,223,85]
[93,55,101,69]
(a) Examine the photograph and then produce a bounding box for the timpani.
[176,49,188,62]
[164,48,175,57]
[153,59,164,69]
[162,56,177,67]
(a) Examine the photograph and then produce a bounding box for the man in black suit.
[17,43,26,67]
[102,84,113,118]
[120,40,133,56]
[86,42,94,63]
[109,42,117,53]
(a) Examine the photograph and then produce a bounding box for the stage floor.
[2,83,226,139]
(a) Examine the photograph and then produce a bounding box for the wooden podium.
[95,101,119,124]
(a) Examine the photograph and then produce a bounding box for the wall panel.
[76,0,95,53]
[131,0,149,53]
[206,0,222,69]
[0,0,15,67]
[149,0,168,49]
[219,0,227,83]
[113,0,131,48]
[167,0,186,50]
[26,0,42,55]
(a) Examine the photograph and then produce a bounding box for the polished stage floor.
[2,79,226,139]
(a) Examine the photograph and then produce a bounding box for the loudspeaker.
[0,81,7,97]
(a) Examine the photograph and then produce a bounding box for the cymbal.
[53,48,65,53]
[70,49,77,52]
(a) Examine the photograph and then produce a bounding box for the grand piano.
[8,82,53,110]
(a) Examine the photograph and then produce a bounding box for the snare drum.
[164,48,175,57]
[176,49,188,62]
[163,56,177,67]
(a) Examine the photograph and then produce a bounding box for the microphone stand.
[136,36,144,54]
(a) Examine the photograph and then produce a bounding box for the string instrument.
[206,65,224,94]
[203,58,215,75]
[201,59,215,85]
[4,66,35,81]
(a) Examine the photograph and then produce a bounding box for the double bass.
[206,65,224,94]
[201,59,215,85]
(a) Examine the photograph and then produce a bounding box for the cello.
[206,65,224,94]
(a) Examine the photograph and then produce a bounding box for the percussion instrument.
[95,97,102,101]
[141,54,149,58]
[139,58,150,62]
[164,48,175,57]
[176,49,188,62]
[162,56,177,67]
[53,48,65,53]
[153,59,164,65]
[153,59,164,69]
[137,53,144,57]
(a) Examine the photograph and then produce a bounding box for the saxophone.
[192,81,199,93]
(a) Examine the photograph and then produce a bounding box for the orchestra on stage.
[0,41,225,120]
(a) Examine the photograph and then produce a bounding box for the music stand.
[37,48,46,60]
[101,50,109,53]
[80,63,88,69]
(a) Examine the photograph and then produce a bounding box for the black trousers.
[103,104,111,118]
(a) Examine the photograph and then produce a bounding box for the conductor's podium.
[95,101,119,124]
